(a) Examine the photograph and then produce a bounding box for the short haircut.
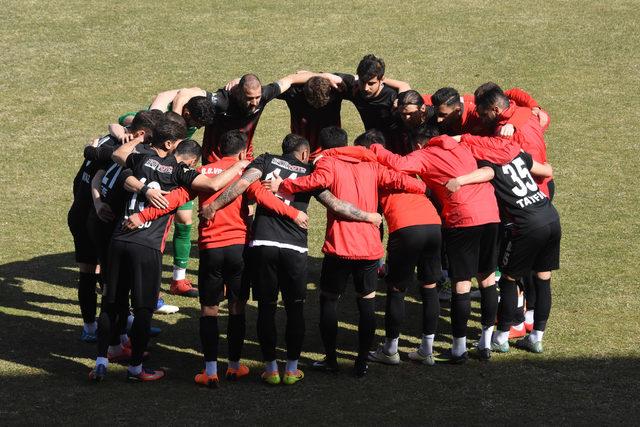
[130,110,163,144]
[475,87,510,111]
[282,133,310,154]
[185,96,216,126]
[319,126,348,149]
[357,54,385,81]
[164,111,187,128]
[415,125,440,146]
[239,73,261,90]
[396,90,425,108]
[303,76,333,109]
[175,138,202,160]
[219,130,247,156]
[431,87,462,108]
[354,129,385,148]
[151,117,188,146]
[474,82,503,99]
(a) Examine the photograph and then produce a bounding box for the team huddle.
[68,54,561,385]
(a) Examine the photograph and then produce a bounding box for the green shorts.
[178,200,194,211]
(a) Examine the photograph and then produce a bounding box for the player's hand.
[451,135,462,142]
[294,211,309,229]
[532,107,549,129]
[95,201,115,222]
[367,212,383,227]
[86,137,100,148]
[119,132,135,144]
[145,188,170,209]
[122,213,144,230]
[225,78,241,91]
[444,178,461,193]
[296,69,311,74]
[499,123,515,137]
[262,170,283,193]
[237,159,251,169]
[321,72,343,89]
[199,203,216,222]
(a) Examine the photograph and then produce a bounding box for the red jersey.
[280,154,426,260]
[371,136,500,228]
[137,156,299,249]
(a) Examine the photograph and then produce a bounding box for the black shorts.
[198,245,248,306]
[500,219,561,278]
[67,201,98,265]
[320,255,378,296]
[250,245,308,303]
[443,223,499,281]
[104,239,162,310]
[386,224,442,291]
[86,209,117,267]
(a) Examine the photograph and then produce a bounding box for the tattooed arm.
[200,167,263,220]
[316,190,382,226]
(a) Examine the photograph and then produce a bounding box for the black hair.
[303,76,333,109]
[431,87,462,108]
[164,111,187,128]
[130,110,164,144]
[239,73,261,90]
[415,125,440,147]
[354,129,385,149]
[474,82,503,99]
[396,90,424,108]
[184,96,216,126]
[319,126,348,149]
[151,117,187,146]
[282,133,310,154]
[356,54,385,81]
[219,130,248,156]
[175,138,202,160]
[475,87,510,111]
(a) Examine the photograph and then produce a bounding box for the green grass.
[1,0,639,424]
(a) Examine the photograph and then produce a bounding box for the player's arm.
[444,167,495,193]
[316,190,382,226]
[172,87,207,115]
[275,71,343,93]
[458,134,520,164]
[504,88,550,130]
[530,160,553,178]
[123,186,194,230]
[149,89,180,112]
[245,181,308,229]
[111,136,145,167]
[370,143,425,174]
[190,160,250,193]
[199,166,263,220]
[377,165,427,194]
[123,175,171,210]
[90,170,115,222]
[382,77,411,93]
[267,159,334,195]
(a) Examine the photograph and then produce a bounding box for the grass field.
[1,0,640,424]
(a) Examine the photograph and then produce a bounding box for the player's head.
[474,81,503,99]
[219,130,248,160]
[319,126,348,149]
[234,73,262,114]
[151,117,188,153]
[396,90,428,128]
[415,125,440,149]
[303,76,333,109]
[164,111,187,129]
[475,85,510,125]
[356,54,385,98]
[174,138,202,167]
[354,129,385,149]
[431,87,463,132]
[282,133,311,163]
[130,109,163,144]
[184,96,216,128]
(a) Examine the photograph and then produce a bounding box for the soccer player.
[445,150,560,353]
[171,71,332,162]
[89,119,247,382]
[267,127,427,377]
[370,128,504,363]
[322,130,443,366]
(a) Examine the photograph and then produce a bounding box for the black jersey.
[339,73,403,151]
[202,83,281,161]
[99,144,155,214]
[479,152,559,234]
[249,153,313,250]
[277,84,344,155]
[71,135,119,203]
[111,152,199,251]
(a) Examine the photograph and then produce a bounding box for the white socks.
[452,337,466,357]
[285,359,298,373]
[84,321,97,334]
[265,360,278,373]
[128,364,142,375]
[494,331,510,345]
[525,310,534,324]
[384,337,399,355]
[530,330,544,342]
[96,357,108,368]
[173,267,186,281]
[420,334,435,355]
[205,361,217,376]
[480,326,494,350]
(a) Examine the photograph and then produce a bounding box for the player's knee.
[359,291,376,299]
[175,209,192,224]
[536,271,551,280]
[78,262,97,274]
[452,280,471,294]
[477,271,496,287]
[421,282,436,289]
[201,305,219,316]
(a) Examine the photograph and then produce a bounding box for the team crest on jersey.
[271,157,306,173]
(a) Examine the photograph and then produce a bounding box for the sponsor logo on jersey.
[271,157,307,174]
